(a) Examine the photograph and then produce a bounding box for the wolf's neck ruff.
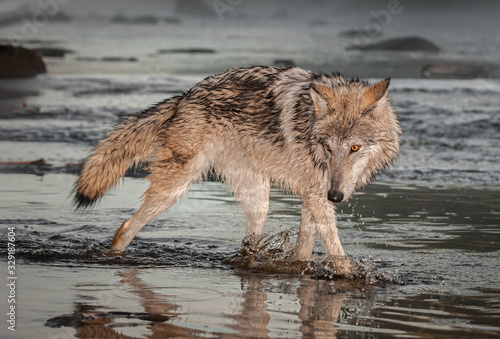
[74,66,400,269]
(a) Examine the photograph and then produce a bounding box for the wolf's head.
[309,75,400,203]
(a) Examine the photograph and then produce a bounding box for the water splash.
[236,227,298,261]
[7,221,417,285]
[229,228,365,281]
[226,227,424,286]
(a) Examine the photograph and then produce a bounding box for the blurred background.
[1,0,500,78]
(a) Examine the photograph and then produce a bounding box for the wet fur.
[74,66,400,260]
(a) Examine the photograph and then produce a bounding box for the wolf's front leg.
[230,171,270,236]
[291,195,345,260]
[291,204,317,260]
[315,199,345,257]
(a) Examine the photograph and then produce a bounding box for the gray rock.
[273,59,295,67]
[157,48,216,54]
[422,63,500,79]
[33,48,73,58]
[348,36,440,52]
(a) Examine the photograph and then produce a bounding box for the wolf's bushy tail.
[73,97,180,209]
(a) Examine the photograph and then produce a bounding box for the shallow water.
[0,173,499,338]
[1,74,499,184]
[0,74,500,338]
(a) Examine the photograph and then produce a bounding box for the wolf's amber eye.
[351,145,360,152]
[324,144,331,152]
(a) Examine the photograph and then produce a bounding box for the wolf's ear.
[310,84,334,117]
[363,78,390,107]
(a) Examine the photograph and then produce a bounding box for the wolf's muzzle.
[327,189,344,203]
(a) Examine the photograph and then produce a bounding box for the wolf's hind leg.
[110,167,197,252]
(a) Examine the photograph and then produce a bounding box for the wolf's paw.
[107,248,125,257]
[330,255,354,278]
[298,255,355,280]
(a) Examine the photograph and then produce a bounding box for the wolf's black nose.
[328,189,344,203]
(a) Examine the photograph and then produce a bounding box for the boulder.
[0,45,46,78]
[348,36,440,52]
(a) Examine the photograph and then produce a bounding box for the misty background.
[1,0,500,78]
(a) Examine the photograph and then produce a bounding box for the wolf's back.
[73,97,180,208]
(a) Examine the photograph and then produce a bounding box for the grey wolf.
[74,66,400,261]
